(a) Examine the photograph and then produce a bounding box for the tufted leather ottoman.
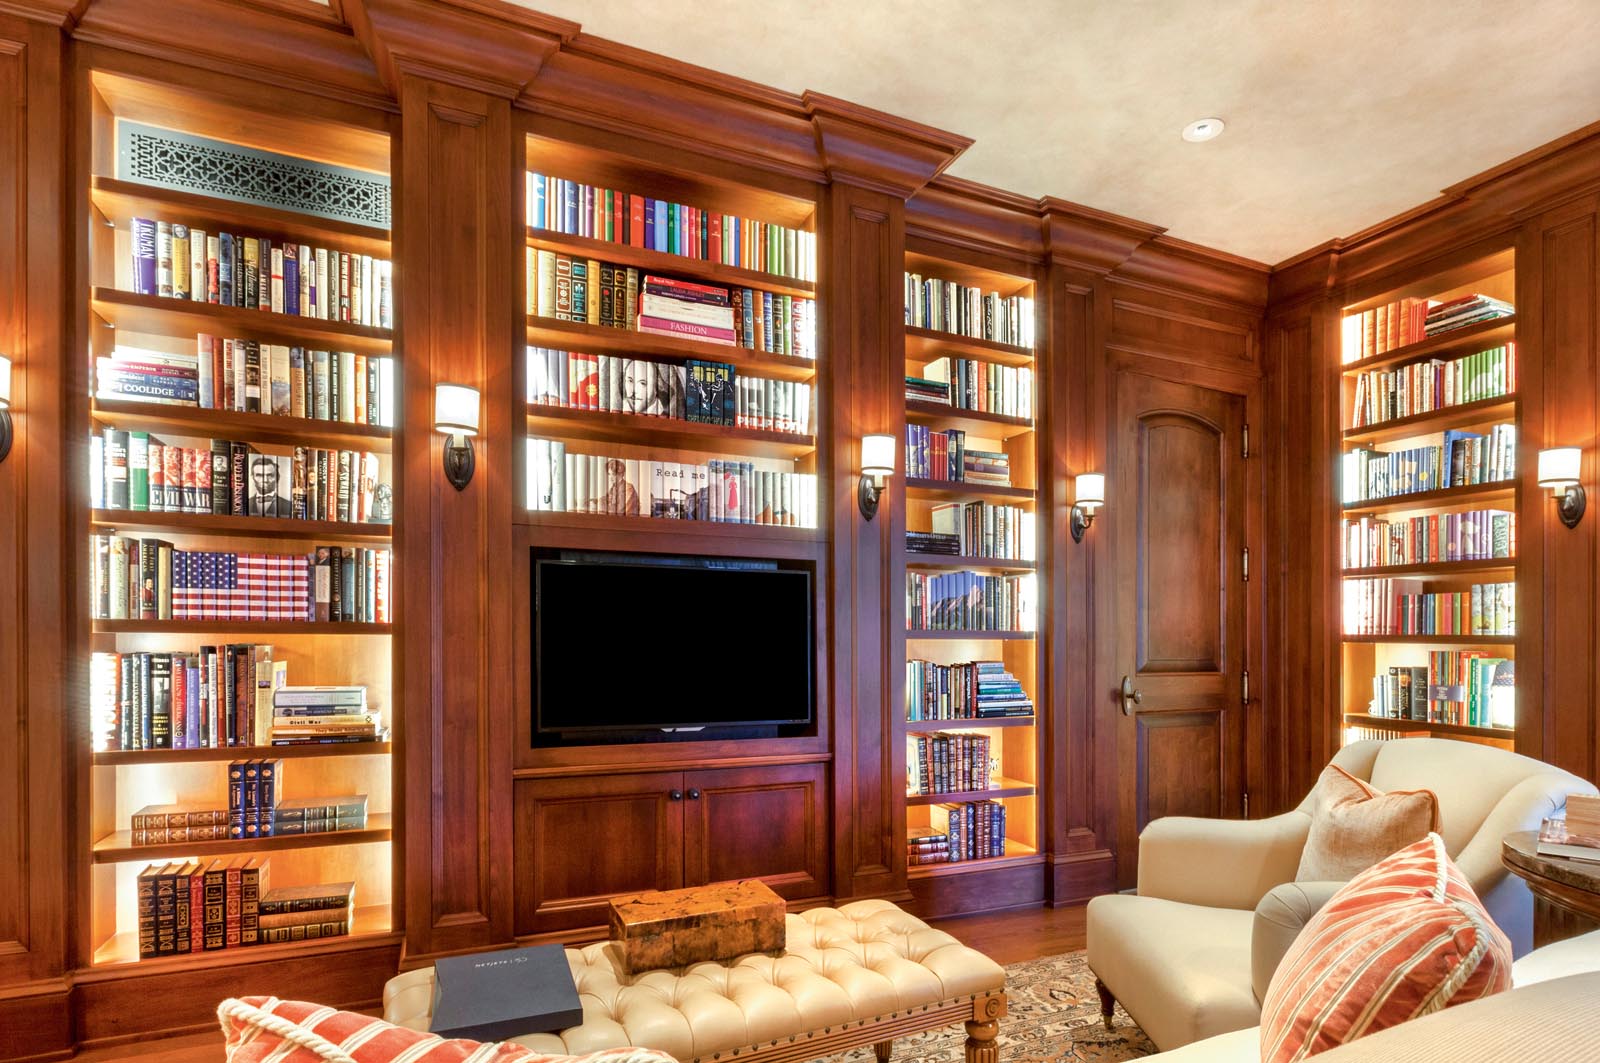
[384,899,1007,1063]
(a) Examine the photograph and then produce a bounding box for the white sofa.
[1087,738,1594,1051]
[1141,928,1600,1062]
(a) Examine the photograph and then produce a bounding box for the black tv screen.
[533,555,814,735]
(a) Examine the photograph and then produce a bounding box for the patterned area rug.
[814,950,1155,1063]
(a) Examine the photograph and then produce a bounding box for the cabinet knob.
[687,788,701,800]
[669,789,683,801]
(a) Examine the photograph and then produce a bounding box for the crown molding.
[0,0,79,26]
[344,0,575,100]
[1039,196,1164,276]
[1117,233,1270,311]
[802,91,972,199]
[907,175,1044,264]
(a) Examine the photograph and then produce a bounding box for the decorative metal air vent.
[117,121,391,229]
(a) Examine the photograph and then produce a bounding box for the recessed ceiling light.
[1182,118,1225,143]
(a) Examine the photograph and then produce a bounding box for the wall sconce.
[434,383,480,491]
[859,434,896,520]
[1538,447,1585,528]
[1070,472,1104,543]
[0,354,11,463]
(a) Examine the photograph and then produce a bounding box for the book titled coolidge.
[430,944,583,1042]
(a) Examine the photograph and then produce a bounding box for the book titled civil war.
[430,944,583,1042]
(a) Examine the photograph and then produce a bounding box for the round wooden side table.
[1503,829,1600,948]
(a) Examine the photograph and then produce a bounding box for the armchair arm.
[1252,879,1345,1002]
[1137,811,1311,910]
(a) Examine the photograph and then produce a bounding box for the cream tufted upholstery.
[385,900,1005,1063]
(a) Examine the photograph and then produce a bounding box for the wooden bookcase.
[1337,248,1518,751]
[76,70,398,970]
[897,249,1044,911]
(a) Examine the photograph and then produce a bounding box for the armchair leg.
[874,1043,892,1063]
[1094,976,1115,1030]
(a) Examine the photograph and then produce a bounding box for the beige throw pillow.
[1295,764,1438,881]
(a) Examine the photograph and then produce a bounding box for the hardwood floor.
[66,905,1088,1062]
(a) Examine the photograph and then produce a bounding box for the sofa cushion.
[1512,927,1600,987]
[1086,894,1258,1051]
[1259,833,1512,1063]
[1295,765,1437,881]
[1250,880,1343,1003]
[217,996,676,1063]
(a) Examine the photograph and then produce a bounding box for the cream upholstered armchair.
[1086,738,1594,1053]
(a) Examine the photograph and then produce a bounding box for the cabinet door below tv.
[682,762,830,902]
[514,771,685,936]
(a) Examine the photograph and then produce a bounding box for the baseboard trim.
[1049,849,1116,906]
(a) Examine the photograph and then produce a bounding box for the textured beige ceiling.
[512,0,1600,265]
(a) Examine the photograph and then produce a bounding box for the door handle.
[669,789,683,801]
[687,788,701,800]
[1120,675,1143,716]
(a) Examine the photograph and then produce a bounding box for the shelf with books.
[906,630,1036,641]
[901,716,1036,730]
[92,742,391,766]
[89,510,392,543]
[906,553,1036,573]
[1341,482,1517,517]
[92,287,393,356]
[92,813,392,864]
[89,901,395,969]
[1339,317,1516,376]
[1342,634,1516,646]
[1342,396,1519,447]
[905,779,1035,806]
[907,840,1042,879]
[527,318,817,382]
[904,400,1033,440]
[1342,559,1517,579]
[92,619,391,636]
[528,229,815,301]
[1341,713,1514,741]
[905,478,1035,503]
[904,326,1033,368]
[525,406,815,460]
[90,400,393,454]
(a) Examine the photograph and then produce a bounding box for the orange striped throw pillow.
[218,997,675,1063]
[1259,833,1511,1063]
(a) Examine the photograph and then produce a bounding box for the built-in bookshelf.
[1337,248,1518,751]
[898,249,1043,894]
[78,71,398,969]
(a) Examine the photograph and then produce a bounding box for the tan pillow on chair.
[1295,764,1438,881]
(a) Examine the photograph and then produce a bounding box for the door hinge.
[1241,546,1250,582]
[1242,423,1250,459]
[1241,668,1250,707]
[1243,792,1251,818]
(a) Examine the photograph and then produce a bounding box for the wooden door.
[513,771,684,935]
[683,762,830,901]
[1111,371,1249,885]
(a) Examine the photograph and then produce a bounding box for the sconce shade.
[861,434,895,477]
[1538,447,1581,488]
[0,354,11,410]
[1075,472,1105,509]
[434,384,480,436]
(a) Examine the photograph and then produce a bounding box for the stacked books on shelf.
[905,426,1015,486]
[905,571,1035,633]
[129,218,392,328]
[89,539,392,622]
[1348,344,1516,428]
[526,439,816,526]
[258,881,357,944]
[905,531,962,556]
[907,358,1033,418]
[527,172,816,282]
[1425,294,1514,337]
[1362,655,1513,727]
[528,252,816,358]
[130,783,366,845]
[927,502,1033,560]
[92,430,387,523]
[96,342,395,425]
[908,829,954,867]
[90,644,289,750]
[919,801,1008,864]
[1341,509,1515,569]
[1537,796,1600,862]
[906,660,1032,721]
[908,731,992,795]
[1341,298,1431,362]
[903,273,1033,347]
[1341,425,1517,503]
[527,347,811,433]
[134,856,269,957]
[1343,578,1515,636]
[271,685,382,745]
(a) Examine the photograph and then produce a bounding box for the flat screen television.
[532,553,814,738]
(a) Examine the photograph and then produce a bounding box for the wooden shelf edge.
[1341,482,1517,515]
[1339,317,1516,376]
[93,814,393,863]
[526,228,815,299]
[93,741,392,765]
[91,287,393,352]
[1342,396,1518,444]
[526,317,818,381]
[91,176,392,253]
[907,846,1043,878]
[90,399,394,453]
[904,399,1034,437]
[525,406,816,458]
[1342,634,1516,645]
[93,620,392,635]
[905,553,1036,572]
[905,631,1035,641]
[905,779,1035,806]
[904,325,1034,365]
[901,716,1036,730]
[87,904,395,971]
[1342,713,1514,740]
[1341,559,1517,578]
[90,510,392,543]
[904,478,1033,502]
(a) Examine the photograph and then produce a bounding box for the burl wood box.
[608,880,786,974]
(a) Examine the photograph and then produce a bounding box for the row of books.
[129,218,392,329]
[908,732,993,795]
[95,342,395,427]
[916,801,1009,864]
[906,571,1036,633]
[1347,344,1516,428]
[1343,579,1515,636]
[905,426,1014,486]
[906,659,1033,722]
[904,273,1033,348]
[268,685,380,743]
[135,857,354,957]
[1363,655,1514,728]
[526,347,811,433]
[527,251,818,359]
[906,358,1034,419]
[527,173,816,282]
[1340,510,1515,570]
[91,646,281,751]
[89,539,392,623]
[1426,294,1514,336]
[130,793,368,845]
[1341,298,1431,362]
[926,501,1034,561]
[526,439,817,526]
[93,431,385,524]
[1341,425,1517,503]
